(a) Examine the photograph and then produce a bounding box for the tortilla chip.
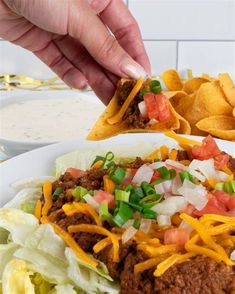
[184,81,233,126]
[175,93,196,117]
[174,113,191,135]
[163,91,188,108]
[196,115,235,140]
[218,73,235,107]
[182,77,209,94]
[201,73,216,82]
[233,108,235,117]
[87,93,180,141]
[162,70,183,91]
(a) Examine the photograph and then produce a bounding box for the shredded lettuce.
[11,177,55,192]
[0,243,19,279]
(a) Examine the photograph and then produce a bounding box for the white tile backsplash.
[178,41,235,79]
[0,41,54,79]
[144,41,177,74]
[129,0,235,40]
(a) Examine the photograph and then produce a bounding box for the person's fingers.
[33,38,87,89]
[99,0,151,74]
[54,35,116,104]
[67,1,147,79]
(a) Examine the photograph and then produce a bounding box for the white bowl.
[0,90,104,157]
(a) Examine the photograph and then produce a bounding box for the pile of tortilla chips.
[163,70,235,141]
[87,70,235,141]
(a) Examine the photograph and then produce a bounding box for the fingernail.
[121,61,148,79]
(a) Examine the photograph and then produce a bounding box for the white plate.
[0,90,104,157]
[0,133,234,207]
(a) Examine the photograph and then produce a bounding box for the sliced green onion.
[52,187,63,201]
[115,189,130,202]
[156,167,176,181]
[141,181,155,195]
[142,208,157,219]
[99,202,111,221]
[215,182,224,191]
[179,171,194,183]
[110,168,126,184]
[142,201,160,209]
[20,203,35,214]
[125,202,143,212]
[91,155,105,167]
[139,88,149,98]
[224,181,235,195]
[151,178,166,186]
[149,80,162,94]
[72,186,88,201]
[169,169,177,179]
[112,202,134,227]
[133,218,141,229]
[140,194,161,203]
[130,187,144,204]
[125,184,133,193]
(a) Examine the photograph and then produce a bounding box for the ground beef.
[77,168,107,190]
[117,80,136,106]
[228,156,235,177]
[177,150,190,161]
[49,211,103,252]
[94,240,136,280]
[120,254,235,294]
[123,99,148,128]
[118,157,150,169]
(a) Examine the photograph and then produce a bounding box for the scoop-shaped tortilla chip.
[219,73,235,107]
[184,81,233,125]
[233,108,235,117]
[196,115,235,140]
[182,77,209,94]
[87,84,180,140]
[162,69,183,91]
[174,113,191,135]
[175,93,196,117]
[163,91,188,108]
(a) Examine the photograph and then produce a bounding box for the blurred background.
[1,0,234,79]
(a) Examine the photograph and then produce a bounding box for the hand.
[0,0,150,103]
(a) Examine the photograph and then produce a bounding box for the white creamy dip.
[0,96,105,142]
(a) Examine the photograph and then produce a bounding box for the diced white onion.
[165,160,187,171]
[149,162,166,170]
[171,175,182,195]
[138,101,147,118]
[215,171,229,182]
[122,219,134,229]
[152,196,188,216]
[157,215,171,226]
[122,226,137,244]
[179,220,193,234]
[188,169,206,182]
[139,219,152,233]
[154,180,172,194]
[178,179,208,211]
[230,250,235,261]
[83,194,100,211]
[189,159,215,179]
[132,164,154,185]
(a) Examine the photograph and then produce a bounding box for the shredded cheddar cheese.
[103,175,115,194]
[168,149,178,161]
[160,145,169,160]
[93,237,112,254]
[134,255,167,274]
[164,131,202,146]
[222,165,233,176]
[34,199,42,220]
[68,224,119,262]
[41,181,52,216]
[62,202,102,226]
[137,244,179,257]
[145,148,159,161]
[92,160,103,169]
[154,253,196,277]
[107,78,144,124]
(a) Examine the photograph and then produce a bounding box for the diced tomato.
[214,154,230,170]
[193,194,227,217]
[66,168,87,178]
[144,93,172,122]
[191,135,221,160]
[155,93,172,121]
[227,196,235,210]
[151,170,161,182]
[93,190,115,208]
[164,228,189,246]
[122,177,133,187]
[213,190,230,207]
[144,93,159,120]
